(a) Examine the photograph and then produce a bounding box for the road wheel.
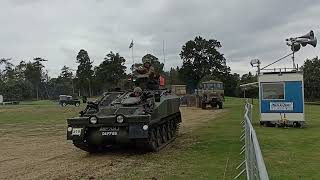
[171,120,178,137]
[75,102,80,107]
[218,102,223,109]
[156,128,162,146]
[167,123,172,140]
[147,129,158,151]
[162,125,168,143]
[62,102,67,107]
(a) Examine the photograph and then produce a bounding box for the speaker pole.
[292,50,296,69]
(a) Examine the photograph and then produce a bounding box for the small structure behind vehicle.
[171,85,187,96]
[59,95,80,107]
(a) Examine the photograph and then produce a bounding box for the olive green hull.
[67,91,181,152]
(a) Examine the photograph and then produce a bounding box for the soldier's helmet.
[134,87,142,93]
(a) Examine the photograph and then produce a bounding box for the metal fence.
[234,102,269,180]
[180,95,199,107]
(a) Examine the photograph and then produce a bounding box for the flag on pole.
[129,40,134,48]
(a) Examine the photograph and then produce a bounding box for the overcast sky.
[1,0,319,77]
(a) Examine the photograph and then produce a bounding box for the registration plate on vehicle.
[102,131,118,136]
[100,127,119,136]
[71,128,82,136]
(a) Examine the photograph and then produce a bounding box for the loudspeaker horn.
[299,37,317,47]
[298,30,315,39]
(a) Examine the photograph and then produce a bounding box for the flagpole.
[162,40,165,71]
[132,44,134,66]
[130,40,134,74]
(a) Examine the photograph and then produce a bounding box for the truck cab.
[196,80,224,109]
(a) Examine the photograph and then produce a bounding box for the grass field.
[0,100,81,124]
[0,98,320,179]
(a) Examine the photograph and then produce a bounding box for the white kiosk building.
[243,30,317,127]
[258,69,304,127]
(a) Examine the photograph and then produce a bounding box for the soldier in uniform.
[136,58,155,78]
[132,87,142,97]
[134,57,159,90]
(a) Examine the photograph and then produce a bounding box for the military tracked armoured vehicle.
[66,74,181,152]
[196,80,224,109]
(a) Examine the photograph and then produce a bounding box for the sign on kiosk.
[270,102,294,111]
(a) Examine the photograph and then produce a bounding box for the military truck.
[59,95,81,107]
[195,80,224,109]
[66,74,181,152]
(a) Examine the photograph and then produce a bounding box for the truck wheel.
[62,102,67,107]
[218,102,223,109]
[201,102,206,109]
[75,102,80,107]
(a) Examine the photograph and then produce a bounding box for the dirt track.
[0,107,224,180]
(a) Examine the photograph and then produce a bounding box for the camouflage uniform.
[135,57,159,90]
[136,58,155,78]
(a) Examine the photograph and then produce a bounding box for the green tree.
[58,66,74,95]
[23,58,46,100]
[76,49,94,97]
[95,51,126,91]
[239,72,258,98]
[0,58,14,82]
[224,73,240,97]
[167,67,183,86]
[15,61,27,80]
[0,58,34,100]
[302,57,320,101]
[179,36,229,93]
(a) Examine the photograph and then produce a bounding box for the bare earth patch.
[0,107,225,180]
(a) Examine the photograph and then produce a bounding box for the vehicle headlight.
[90,116,98,124]
[116,115,124,123]
[67,127,72,132]
[142,125,148,130]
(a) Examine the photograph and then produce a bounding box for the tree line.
[0,36,319,101]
